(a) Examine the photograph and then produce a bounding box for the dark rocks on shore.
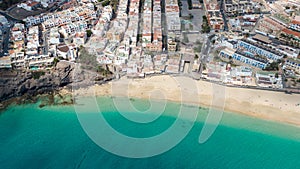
[38,92,74,108]
[0,61,115,111]
[0,61,73,103]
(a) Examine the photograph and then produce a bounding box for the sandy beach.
[63,75,300,126]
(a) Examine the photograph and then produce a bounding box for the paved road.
[1,23,11,56]
[0,10,23,57]
[0,19,16,57]
[0,10,22,22]
[219,0,228,31]
[39,28,49,56]
[197,34,212,74]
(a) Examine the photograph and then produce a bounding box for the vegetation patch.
[201,16,211,33]
[86,30,93,37]
[187,0,193,10]
[263,60,281,71]
[32,71,45,79]
[193,40,202,53]
[97,66,112,77]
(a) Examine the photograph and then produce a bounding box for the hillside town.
[0,0,299,91]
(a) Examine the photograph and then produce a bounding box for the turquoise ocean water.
[1,97,300,169]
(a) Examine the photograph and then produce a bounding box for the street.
[0,10,22,57]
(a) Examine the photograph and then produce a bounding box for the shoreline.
[1,74,300,128]
[69,75,300,127]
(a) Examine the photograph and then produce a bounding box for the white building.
[285,58,300,73]
[73,32,87,46]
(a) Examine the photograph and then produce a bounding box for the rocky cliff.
[0,61,114,103]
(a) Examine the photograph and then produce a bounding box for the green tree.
[201,15,211,33]
[264,62,279,71]
[102,0,110,6]
[53,58,59,67]
[86,30,93,37]
[187,0,192,9]
[97,66,112,77]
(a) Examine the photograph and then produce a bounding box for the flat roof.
[252,34,272,44]
[287,58,300,64]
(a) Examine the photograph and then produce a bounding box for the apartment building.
[115,42,130,65]
[26,55,54,69]
[93,5,112,37]
[165,0,181,34]
[26,26,39,56]
[141,0,163,52]
[73,32,87,46]
[203,0,224,30]
[255,71,283,88]
[164,0,180,52]
[10,52,25,69]
[48,27,60,45]
[25,4,97,28]
[285,58,300,73]
[9,24,26,69]
[17,1,40,11]
[0,57,12,69]
[125,0,140,46]
[142,0,152,45]
[237,39,284,61]
[257,17,285,36]
[219,47,268,69]
[153,54,167,72]
[224,0,255,17]
[150,0,163,52]
[10,23,26,59]
[60,21,88,37]
[165,57,181,73]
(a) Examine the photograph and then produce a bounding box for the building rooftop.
[282,28,300,38]
[241,39,283,57]
[57,43,70,53]
[235,50,268,64]
[252,34,272,44]
[287,58,300,64]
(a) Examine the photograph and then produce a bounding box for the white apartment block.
[165,0,181,33]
